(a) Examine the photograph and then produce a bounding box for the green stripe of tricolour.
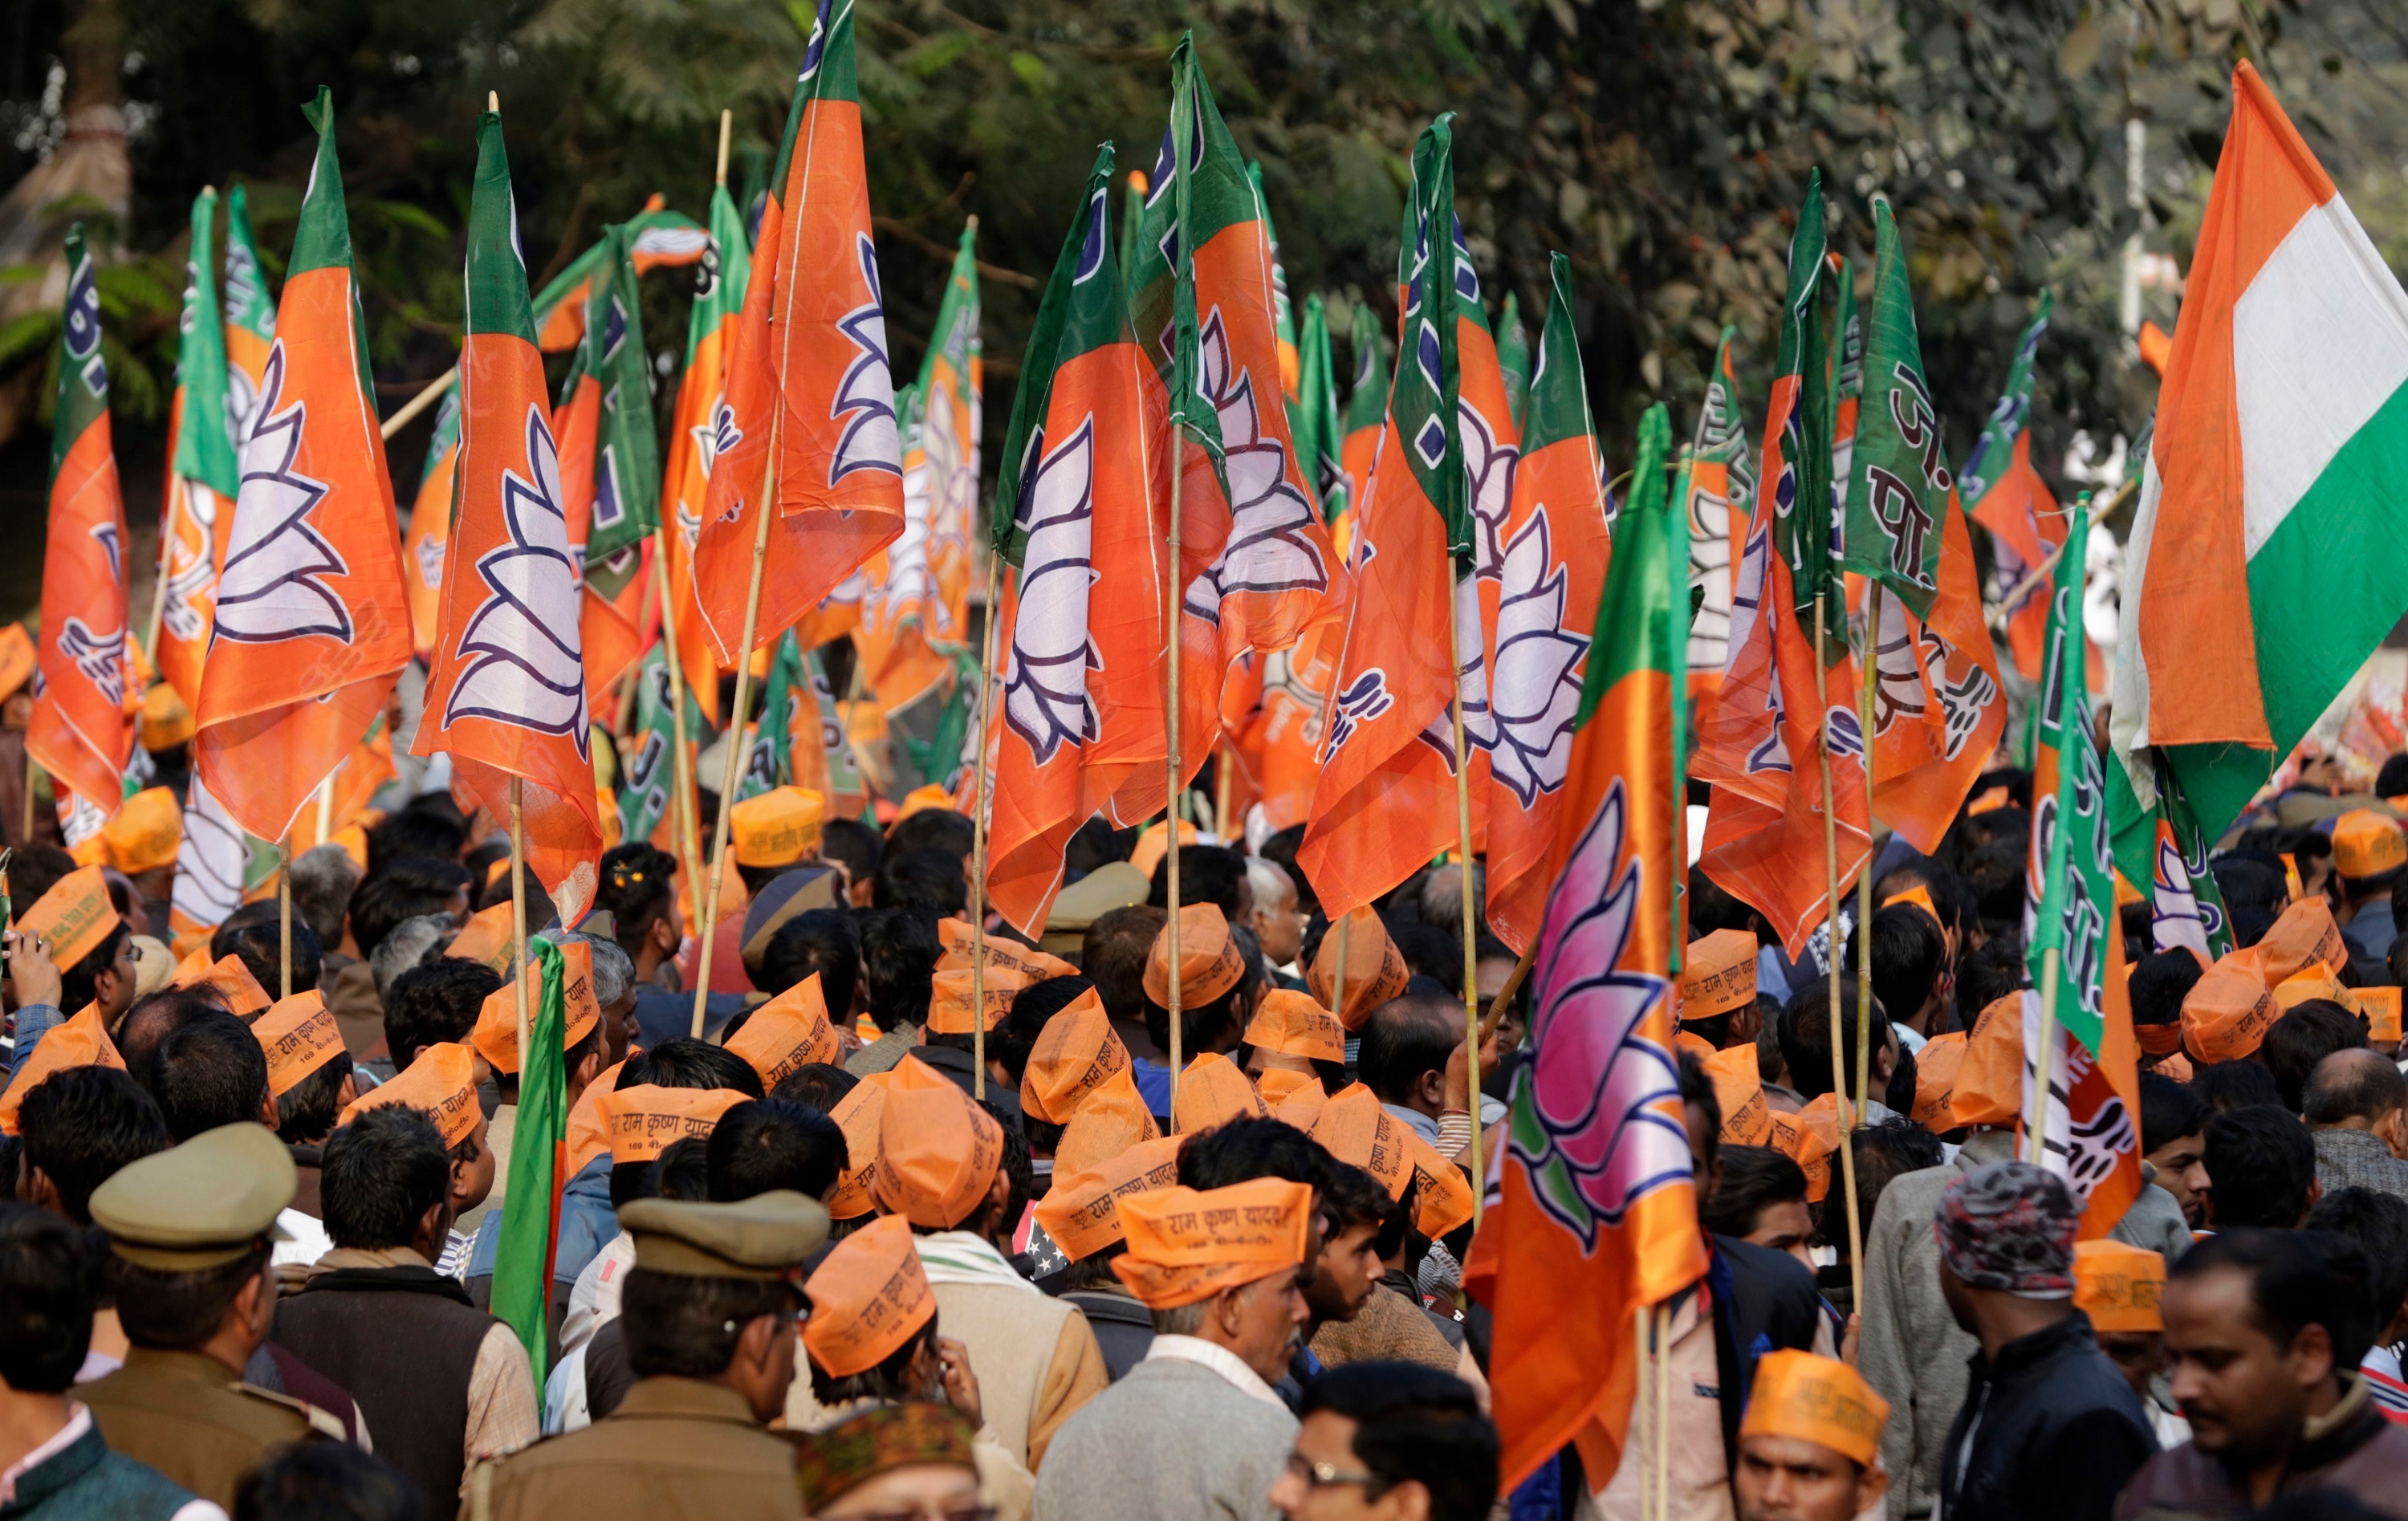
[466,113,538,344]
[491,937,566,1388]
[172,189,240,499]
[1296,294,1342,521]
[990,145,1128,559]
[50,226,108,485]
[1579,405,1673,714]
[1391,116,1464,555]
[1518,254,1592,458]
[223,185,275,343]
[291,89,355,278]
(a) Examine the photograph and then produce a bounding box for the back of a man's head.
[2139,1069,2207,1155]
[883,807,973,864]
[706,1098,847,1202]
[349,858,473,959]
[214,916,323,997]
[1083,905,1167,1023]
[618,1039,764,1098]
[368,913,452,1001]
[1358,994,1460,1107]
[1178,1116,1334,1196]
[2302,1047,2408,1130]
[820,817,882,897]
[2304,1188,2408,1364]
[383,958,505,1069]
[321,1105,452,1251]
[860,906,941,1033]
[366,806,468,877]
[2203,1104,2318,1228]
[1148,844,1247,919]
[0,1202,96,1395]
[18,1068,169,1224]
[287,844,361,951]
[1780,981,1891,1105]
[2264,1002,2368,1113]
[147,1012,269,1141]
[1298,1362,1499,1521]
[116,986,230,1088]
[2172,1226,2365,1377]
[2129,949,2207,1031]
[759,909,860,1007]
[2194,1059,2284,1113]
[771,1062,860,1115]
[1862,905,1945,1027]
[874,849,966,916]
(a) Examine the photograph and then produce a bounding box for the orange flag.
[31,226,135,820]
[694,0,904,664]
[195,90,412,844]
[658,181,750,718]
[414,109,604,923]
[400,376,461,661]
[1864,489,2006,851]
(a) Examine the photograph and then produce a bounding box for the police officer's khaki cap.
[89,1122,295,1271]
[620,1190,831,1280]
[1038,860,1149,954]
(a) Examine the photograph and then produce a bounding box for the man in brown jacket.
[469,1190,830,1521]
[2117,1228,2408,1520]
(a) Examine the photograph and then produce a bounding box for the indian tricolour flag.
[2109,61,2408,885]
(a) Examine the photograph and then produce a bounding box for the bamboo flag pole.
[1164,423,1186,1128]
[1811,590,1865,1304]
[313,775,335,849]
[1653,1301,1672,1521]
[278,834,293,999]
[1328,913,1349,1031]
[969,548,1003,1101]
[510,777,531,1070]
[380,369,457,441]
[1445,578,1484,1225]
[693,420,780,1039]
[21,753,34,847]
[1854,584,1880,1127]
[2032,946,2060,1164]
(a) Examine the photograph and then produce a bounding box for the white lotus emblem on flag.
[445,405,590,754]
[1460,397,1518,585]
[1418,573,1495,770]
[829,234,902,484]
[1186,307,1328,612]
[173,776,247,930]
[215,343,353,646]
[1003,417,1102,767]
[414,526,446,594]
[1490,510,1588,807]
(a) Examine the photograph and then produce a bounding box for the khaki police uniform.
[75,1122,342,1507]
[468,1190,831,1521]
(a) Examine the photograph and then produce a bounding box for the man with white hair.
[1245,857,1305,980]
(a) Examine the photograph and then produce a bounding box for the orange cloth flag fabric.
[195,90,411,844]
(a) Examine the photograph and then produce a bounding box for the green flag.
[1839,198,1951,617]
[580,225,661,563]
[806,646,864,806]
[171,189,240,500]
[1296,294,1345,523]
[618,646,690,847]
[491,934,567,1387]
[739,630,808,801]
[1771,173,1841,639]
[2026,500,2113,1059]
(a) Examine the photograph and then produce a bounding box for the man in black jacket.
[1935,1161,2155,1521]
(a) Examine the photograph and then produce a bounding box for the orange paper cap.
[599,1084,750,1164]
[564,1059,627,1178]
[252,992,342,1096]
[894,785,957,824]
[2274,970,2360,1019]
[1766,1107,1837,1203]
[1033,1136,1185,1262]
[936,919,1076,982]
[1967,785,2010,815]
[925,965,1028,1035]
[825,1078,888,1220]
[445,903,516,974]
[801,1214,935,1377]
[0,1004,124,1135]
[2182,955,2279,1064]
[1307,907,1409,1031]
[470,941,600,1074]
[340,1042,479,1148]
[1311,1083,1410,1199]
[1110,1177,1313,1309]
[1173,1051,1269,1135]
[2257,897,2348,986]
[1019,990,1129,1127]
[2072,1238,2166,1332]
[169,950,271,1019]
[2333,808,2408,880]
[0,624,33,702]
[1403,1131,1475,1239]
[103,787,183,875]
[19,864,120,974]
[2361,986,2403,1043]
[1143,904,1243,1009]
[872,1055,1005,1229]
[1911,1031,1968,1130]
[1884,884,1943,930]
[1126,819,1198,881]
[1739,1350,1890,1469]
[1681,929,1759,1018]
[725,974,842,1088]
[1271,1076,1328,1133]
[139,684,195,751]
[1674,1030,1714,1059]
[1051,1063,1164,1177]
[730,786,826,868]
[1950,994,2027,1129]
[1244,988,1345,1063]
[1255,1068,1320,1109]
[1702,1043,1771,1147]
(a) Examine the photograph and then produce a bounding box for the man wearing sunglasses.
[1267,1361,1497,1521]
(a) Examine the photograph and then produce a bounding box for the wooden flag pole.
[2031,946,2060,1161]
[278,833,294,999]
[1854,584,1880,1127]
[313,775,335,850]
[1164,425,1186,1127]
[1483,937,1536,1043]
[510,776,531,1069]
[1328,913,1349,1031]
[1445,575,1484,1226]
[20,753,34,847]
[693,421,780,1038]
[380,369,456,442]
[715,108,732,189]
[1652,1301,1672,1521]
[1213,742,1232,841]
[651,538,702,887]
[1810,590,1865,1306]
[969,550,1003,1100]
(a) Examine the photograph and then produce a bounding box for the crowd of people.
[6,718,2408,1521]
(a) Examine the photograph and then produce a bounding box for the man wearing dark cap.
[470,1190,830,1519]
[74,1123,348,1508]
[1934,1161,2156,1521]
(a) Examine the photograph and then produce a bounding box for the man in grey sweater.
[1032,1178,1312,1521]
[1859,1126,2193,1519]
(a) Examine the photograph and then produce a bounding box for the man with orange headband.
[1733,1350,1890,1521]
[1034,1178,1312,1521]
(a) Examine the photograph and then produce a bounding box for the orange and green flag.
[31,226,135,821]
[551,223,653,703]
[1487,254,1616,954]
[659,181,750,718]
[1681,329,1755,696]
[1464,403,1706,1491]
[530,198,710,354]
[694,0,905,664]
[221,182,276,437]
[1294,293,1345,527]
[1246,160,1300,404]
[1962,293,2058,682]
[156,187,243,707]
[196,90,413,845]
[414,108,604,922]
[400,376,460,661]
[1333,302,1388,565]
[985,148,1172,934]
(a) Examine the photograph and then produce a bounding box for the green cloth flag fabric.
[490,933,567,1388]
[171,189,240,500]
[1839,197,1950,618]
[2024,500,2112,1059]
[222,183,276,350]
[738,630,808,800]
[617,645,688,847]
[577,225,661,563]
[1768,173,1837,630]
[1295,294,1344,521]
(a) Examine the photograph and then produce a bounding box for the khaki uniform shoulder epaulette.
[235,1383,346,1442]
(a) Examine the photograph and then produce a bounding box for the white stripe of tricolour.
[2105,449,2162,810]
[2235,196,2408,559]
